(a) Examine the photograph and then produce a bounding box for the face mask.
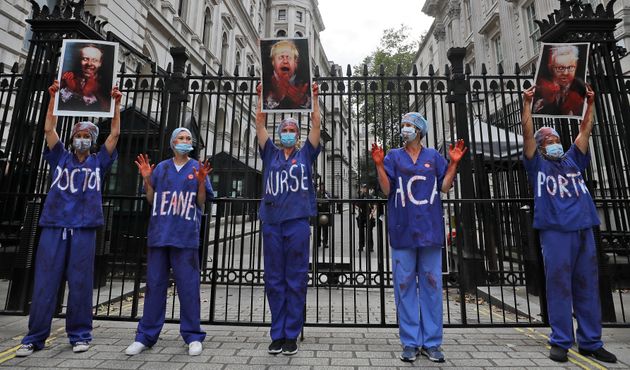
[174,143,193,154]
[73,138,91,152]
[401,126,417,142]
[280,132,297,147]
[545,143,564,159]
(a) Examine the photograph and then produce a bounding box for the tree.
[352,25,419,187]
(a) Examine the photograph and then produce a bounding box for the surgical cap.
[401,112,428,137]
[71,121,99,144]
[276,117,300,137]
[534,127,560,147]
[170,127,192,150]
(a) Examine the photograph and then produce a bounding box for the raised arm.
[256,83,270,150]
[441,139,468,193]
[193,159,213,208]
[521,86,537,160]
[104,86,122,156]
[44,81,60,150]
[308,83,320,148]
[371,143,390,195]
[574,85,595,154]
[135,154,155,205]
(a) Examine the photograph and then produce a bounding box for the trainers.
[268,339,284,354]
[281,339,298,355]
[421,346,445,363]
[399,346,418,362]
[15,344,35,357]
[578,346,617,363]
[188,341,203,356]
[125,341,148,356]
[549,345,568,362]
[72,341,90,353]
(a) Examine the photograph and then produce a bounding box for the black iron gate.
[0,1,629,328]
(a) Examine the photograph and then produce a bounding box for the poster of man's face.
[54,39,119,118]
[532,42,590,119]
[260,37,312,113]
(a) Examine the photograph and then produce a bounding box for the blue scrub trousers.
[391,246,443,349]
[134,247,206,346]
[262,218,310,341]
[540,228,603,351]
[22,227,96,349]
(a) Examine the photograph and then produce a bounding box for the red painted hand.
[193,159,213,185]
[448,139,468,163]
[134,153,155,179]
[371,142,384,166]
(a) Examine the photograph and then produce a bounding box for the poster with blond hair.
[260,37,313,113]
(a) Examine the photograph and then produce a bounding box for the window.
[296,10,303,23]
[278,9,286,21]
[525,3,540,54]
[468,59,476,74]
[235,50,242,75]
[276,29,287,37]
[250,0,255,17]
[464,0,472,35]
[202,8,212,48]
[493,35,503,67]
[221,32,229,68]
[295,31,303,37]
[178,0,188,18]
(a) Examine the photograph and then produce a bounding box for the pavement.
[0,315,629,369]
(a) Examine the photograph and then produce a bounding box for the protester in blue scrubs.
[125,127,212,357]
[255,82,320,356]
[521,85,616,364]
[372,113,467,363]
[16,81,122,357]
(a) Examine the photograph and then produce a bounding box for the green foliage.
[353,25,418,77]
[352,25,419,184]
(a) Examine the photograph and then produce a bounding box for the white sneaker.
[72,341,90,353]
[125,341,147,356]
[15,344,34,357]
[188,341,203,356]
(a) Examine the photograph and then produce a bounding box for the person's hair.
[79,43,104,60]
[548,45,579,67]
[270,40,299,60]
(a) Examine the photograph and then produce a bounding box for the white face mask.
[401,126,417,142]
[73,138,91,151]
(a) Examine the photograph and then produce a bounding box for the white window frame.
[493,34,503,68]
[278,9,287,21]
[524,2,540,55]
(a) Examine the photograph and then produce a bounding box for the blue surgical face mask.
[401,126,417,142]
[280,132,297,147]
[73,138,91,152]
[174,143,193,154]
[545,143,564,159]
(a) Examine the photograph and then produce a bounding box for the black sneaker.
[282,339,298,355]
[549,345,568,362]
[267,339,284,354]
[578,346,617,363]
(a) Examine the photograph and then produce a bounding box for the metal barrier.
[0,0,628,327]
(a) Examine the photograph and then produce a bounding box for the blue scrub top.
[259,138,321,224]
[39,141,117,228]
[147,159,214,249]
[523,144,600,231]
[383,147,448,249]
